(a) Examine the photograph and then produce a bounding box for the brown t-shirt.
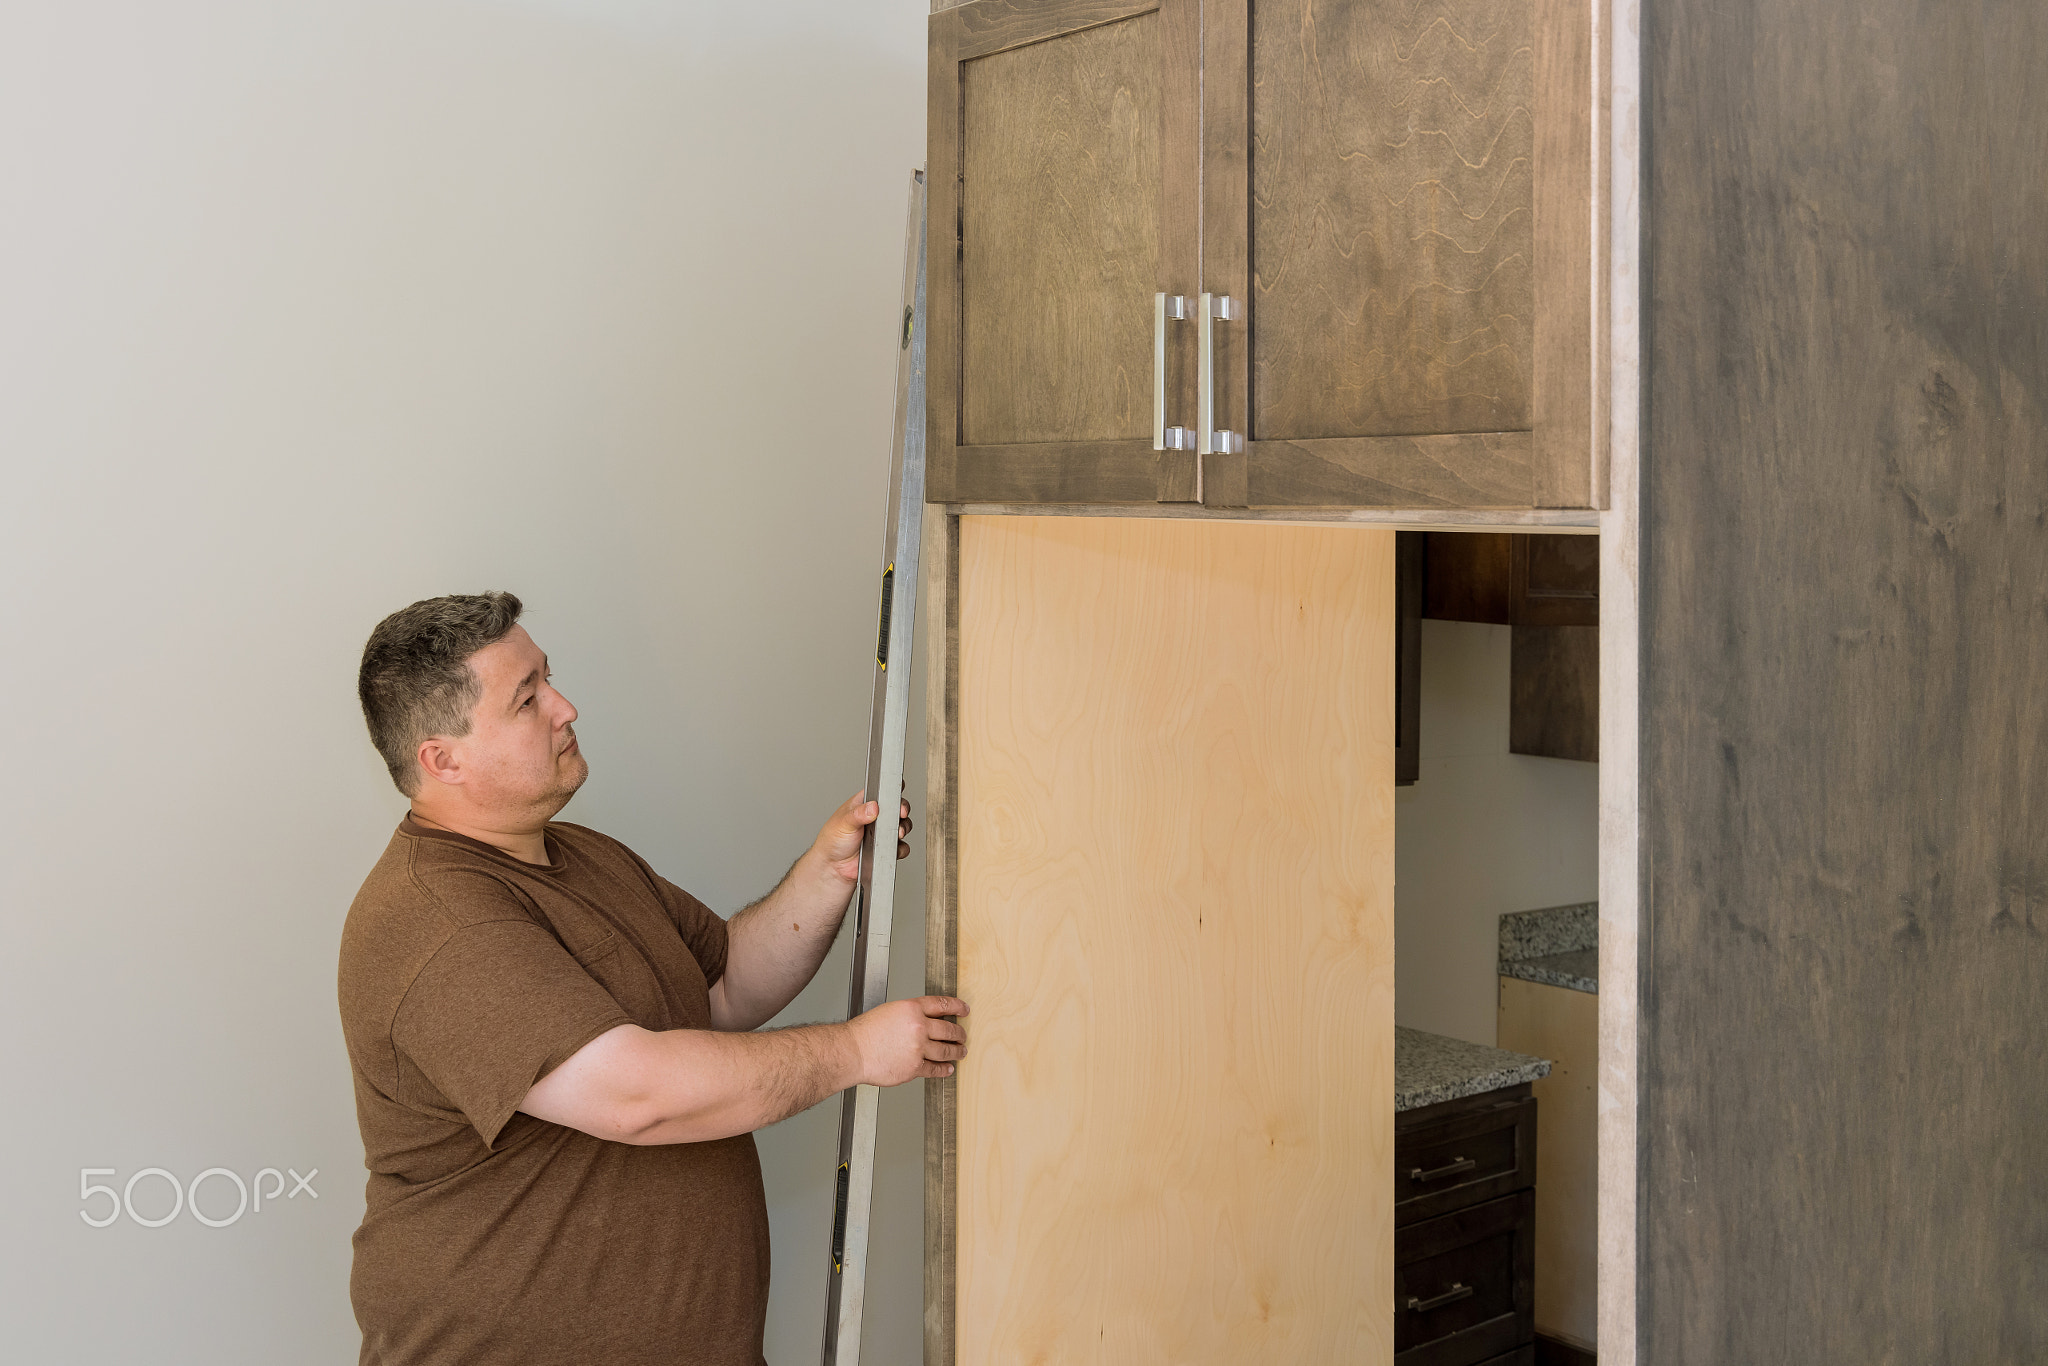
[337,816,770,1366]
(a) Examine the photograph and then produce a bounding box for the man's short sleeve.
[656,877,730,988]
[392,920,633,1147]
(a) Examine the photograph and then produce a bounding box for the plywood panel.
[1250,0,1535,440]
[1497,976,1598,1349]
[959,14,1160,446]
[954,515,1397,1364]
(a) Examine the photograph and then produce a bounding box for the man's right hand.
[849,995,969,1085]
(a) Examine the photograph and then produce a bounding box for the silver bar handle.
[1406,1283,1475,1314]
[1154,293,1192,451]
[1197,292,1243,457]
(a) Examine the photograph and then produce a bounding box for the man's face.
[444,625,588,818]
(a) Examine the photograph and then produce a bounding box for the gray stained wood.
[922,511,961,1366]
[1250,0,1535,441]
[929,0,1202,506]
[1202,0,1596,510]
[1641,0,2048,1358]
[959,12,1159,447]
[1526,0,1592,508]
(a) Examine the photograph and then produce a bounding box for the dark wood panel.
[1398,530,1423,785]
[1532,1334,1595,1366]
[1512,533,1597,627]
[1396,1191,1536,1365]
[958,11,1160,446]
[1423,533,1596,627]
[1508,624,1595,762]
[929,0,1203,506]
[1199,0,1250,509]
[1395,1091,1537,1226]
[943,440,1163,503]
[1478,1350,1537,1366]
[1247,431,1534,508]
[1642,0,2048,1359]
[1249,0,1535,441]
[927,9,963,502]
[1424,532,1517,624]
[922,513,961,1366]
[1528,0,1593,507]
[952,0,1158,57]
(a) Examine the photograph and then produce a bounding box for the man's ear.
[416,737,463,788]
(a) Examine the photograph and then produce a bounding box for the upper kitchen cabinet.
[927,0,1203,504]
[929,0,1600,510]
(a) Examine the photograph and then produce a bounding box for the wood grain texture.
[930,0,1203,505]
[952,0,1159,57]
[1201,0,1252,507]
[1528,0,1594,506]
[923,512,961,1366]
[955,516,1397,1364]
[1508,624,1597,761]
[1512,533,1598,626]
[959,12,1160,446]
[928,8,964,501]
[1641,0,2048,1357]
[1250,0,1536,440]
[944,440,1163,504]
[1497,977,1599,1350]
[1247,431,1534,508]
[1422,531,1517,623]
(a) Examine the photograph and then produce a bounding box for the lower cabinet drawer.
[1394,1190,1535,1366]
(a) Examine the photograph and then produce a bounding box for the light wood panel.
[1498,976,1599,1350]
[1250,0,1536,439]
[953,515,1397,1364]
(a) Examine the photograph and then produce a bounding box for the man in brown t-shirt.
[339,592,967,1366]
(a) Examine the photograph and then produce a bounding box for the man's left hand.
[816,788,913,882]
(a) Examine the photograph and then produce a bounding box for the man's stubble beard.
[533,750,590,824]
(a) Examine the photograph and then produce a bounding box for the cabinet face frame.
[927,0,1204,505]
[1201,0,1601,511]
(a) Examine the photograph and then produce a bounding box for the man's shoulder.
[342,827,536,960]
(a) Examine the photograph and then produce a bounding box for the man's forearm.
[602,1022,861,1145]
[712,850,856,1029]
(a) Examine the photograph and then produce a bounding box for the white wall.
[0,3,930,1361]
[1395,619,1600,1046]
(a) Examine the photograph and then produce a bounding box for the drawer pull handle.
[1408,1156,1477,1184]
[1152,293,1193,453]
[1406,1283,1475,1314]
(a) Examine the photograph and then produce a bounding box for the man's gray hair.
[358,592,524,796]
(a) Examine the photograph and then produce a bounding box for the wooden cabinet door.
[940,516,1397,1364]
[928,0,1202,504]
[1201,0,1597,509]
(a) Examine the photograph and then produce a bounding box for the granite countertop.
[1499,901,1599,994]
[1394,1026,1551,1112]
